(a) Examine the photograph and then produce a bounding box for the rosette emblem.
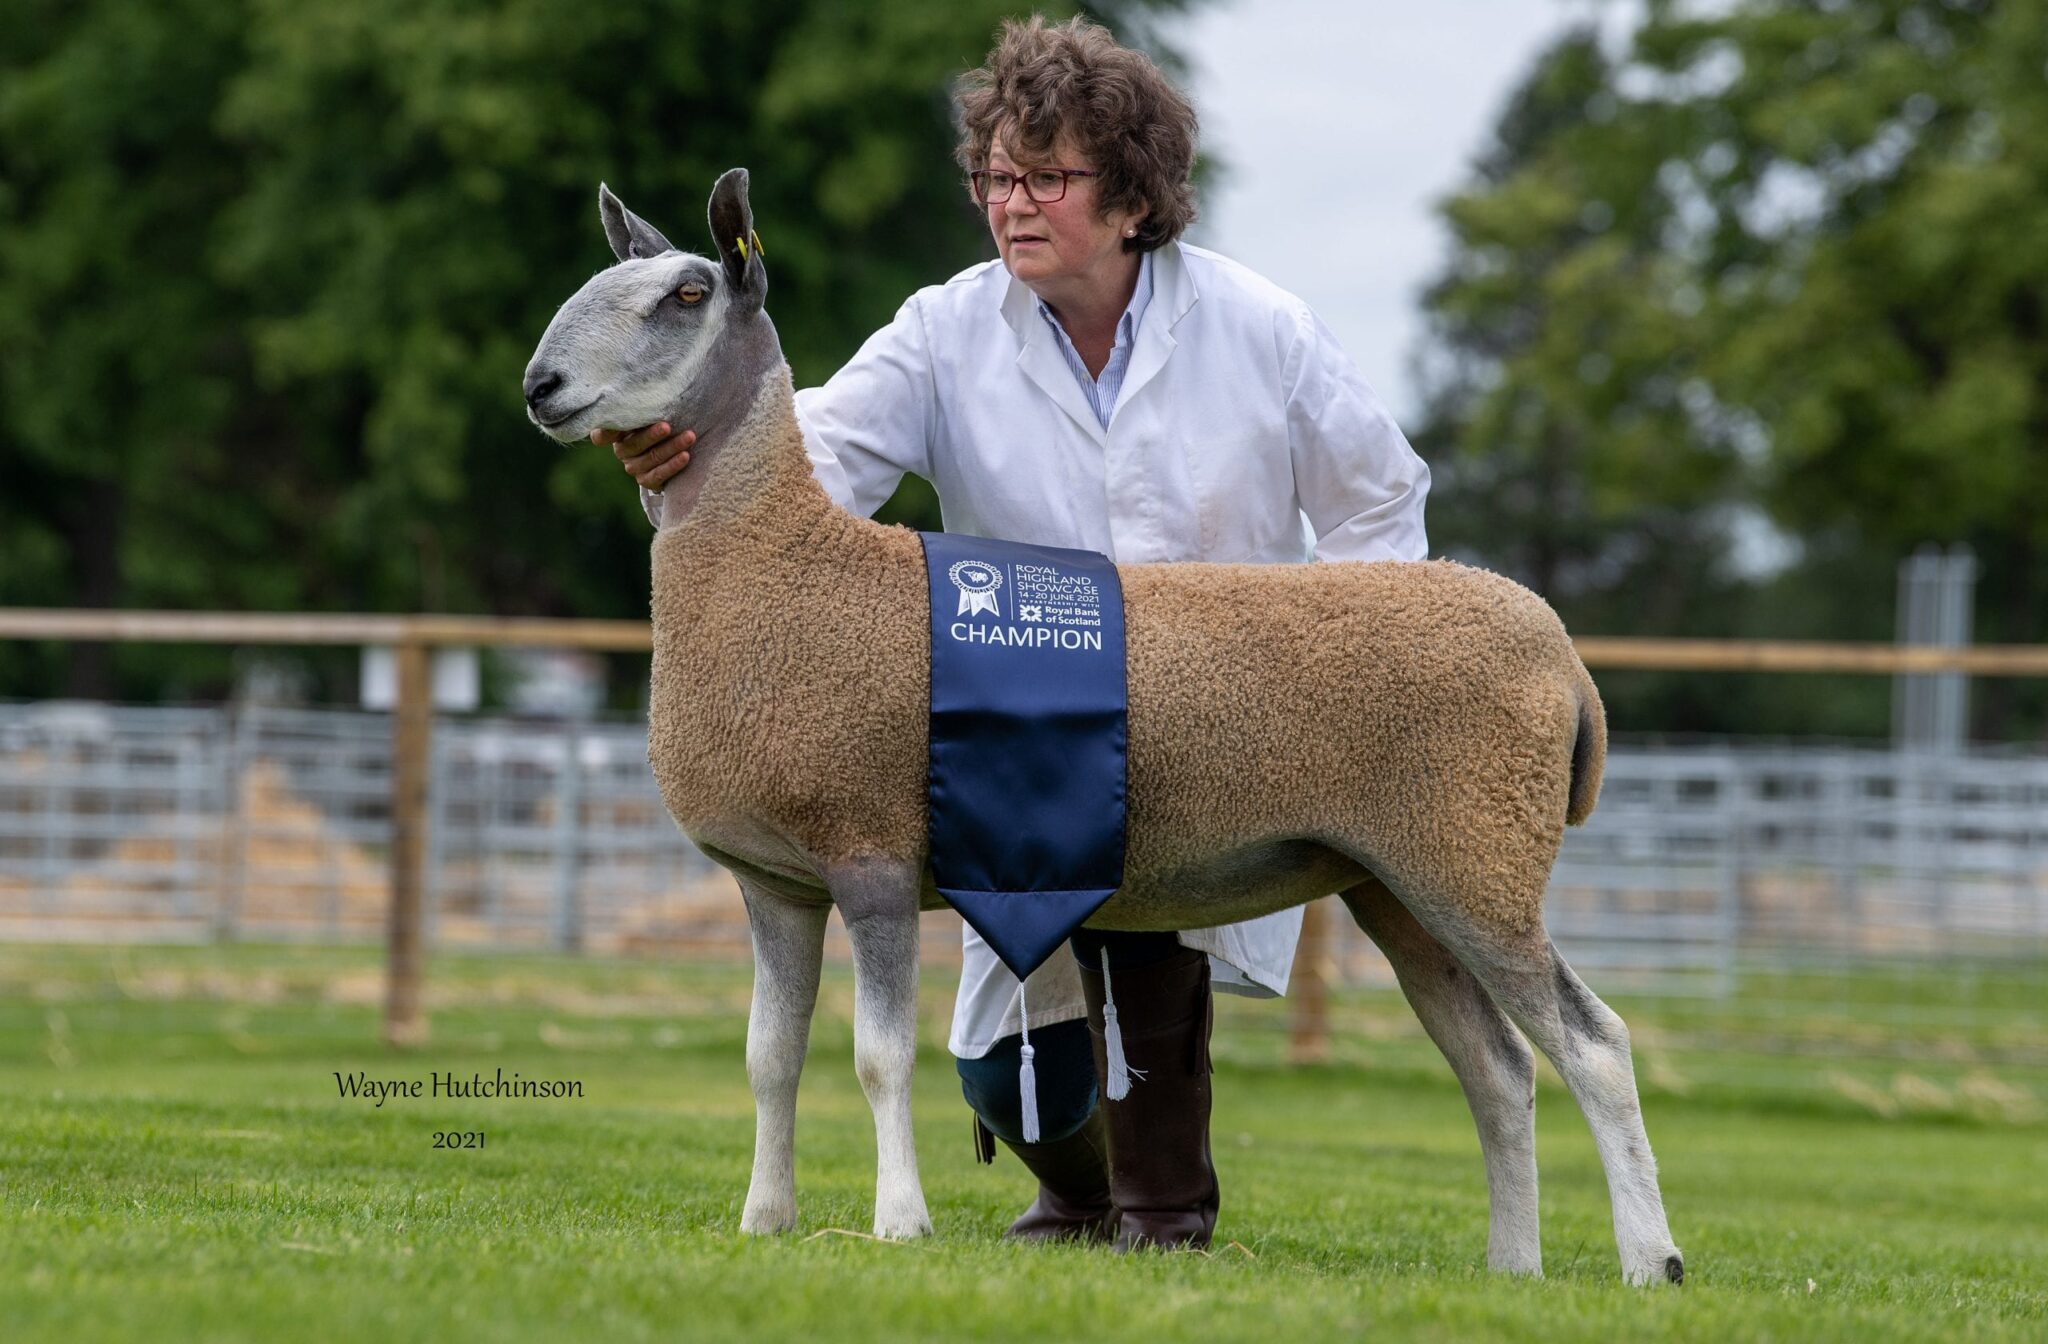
[948,559,1004,618]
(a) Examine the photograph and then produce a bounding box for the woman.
[600,16,1428,1251]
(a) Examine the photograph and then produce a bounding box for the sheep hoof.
[873,1200,933,1240]
[740,1200,798,1236]
[873,1215,934,1240]
[1622,1247,1686,1287]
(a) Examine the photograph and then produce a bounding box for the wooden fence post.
[1289,896,1332,1065]
[383,638,432,1047]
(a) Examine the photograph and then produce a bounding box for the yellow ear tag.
[750,230,765,257]
[735,234,749,261]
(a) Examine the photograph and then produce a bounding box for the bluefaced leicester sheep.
[521,169,1683,1286]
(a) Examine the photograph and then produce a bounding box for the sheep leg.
[738,881,829,1235]
[1432,924,1683,1287]
[1340,880,1543,1276]
[833,861,933,1239]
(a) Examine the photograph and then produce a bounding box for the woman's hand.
[592,422,696,490]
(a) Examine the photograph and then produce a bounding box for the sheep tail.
[1566,656,1607,827]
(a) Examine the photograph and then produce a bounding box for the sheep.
[521,169,1685,1287]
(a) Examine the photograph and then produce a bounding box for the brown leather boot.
[1080,945,1219,1252]
[984,1108,1117,1243]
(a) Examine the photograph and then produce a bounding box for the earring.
[1124,228,1136,237]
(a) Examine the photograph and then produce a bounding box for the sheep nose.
[523,368,564,407]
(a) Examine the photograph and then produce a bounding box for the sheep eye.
[676,284,706,305]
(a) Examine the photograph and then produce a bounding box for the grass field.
[2,943,2043,1343]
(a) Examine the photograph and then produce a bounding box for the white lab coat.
[644,241,1430,1058]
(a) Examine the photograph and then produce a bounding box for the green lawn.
[1,944,2042,1343]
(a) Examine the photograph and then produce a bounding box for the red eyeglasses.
[970,167,1101,205]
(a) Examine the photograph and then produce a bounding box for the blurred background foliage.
[0,0,1188,704]
[1415,0,2048,739]
[1,0,2042,739]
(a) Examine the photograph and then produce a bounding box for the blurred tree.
[1415,26,1794,735]
[1418,30,1736,622]
[0,0,252,697]
[0,0,1194,703]
[1416,0,2048,740]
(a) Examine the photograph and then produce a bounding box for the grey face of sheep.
[523,169,770,444]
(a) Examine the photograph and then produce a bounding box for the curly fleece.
[646,368,1605,945]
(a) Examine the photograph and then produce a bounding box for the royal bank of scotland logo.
[948,559,1003,618]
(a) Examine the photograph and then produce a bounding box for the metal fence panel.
[3,701,2044,994]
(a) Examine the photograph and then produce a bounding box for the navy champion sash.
[919,532,1127,981]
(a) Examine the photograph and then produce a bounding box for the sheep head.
[524,168,774,445]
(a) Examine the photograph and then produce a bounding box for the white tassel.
[1101,948,1144,1100]
[1019,1041,1040,1142]
[1018,982,1041,1142]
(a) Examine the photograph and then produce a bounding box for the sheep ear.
[598,183,676,262]
[707,167,767,310]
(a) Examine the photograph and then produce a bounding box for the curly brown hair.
[953,15,1198,253]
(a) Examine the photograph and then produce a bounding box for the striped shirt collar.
[1031,250,1155,430]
